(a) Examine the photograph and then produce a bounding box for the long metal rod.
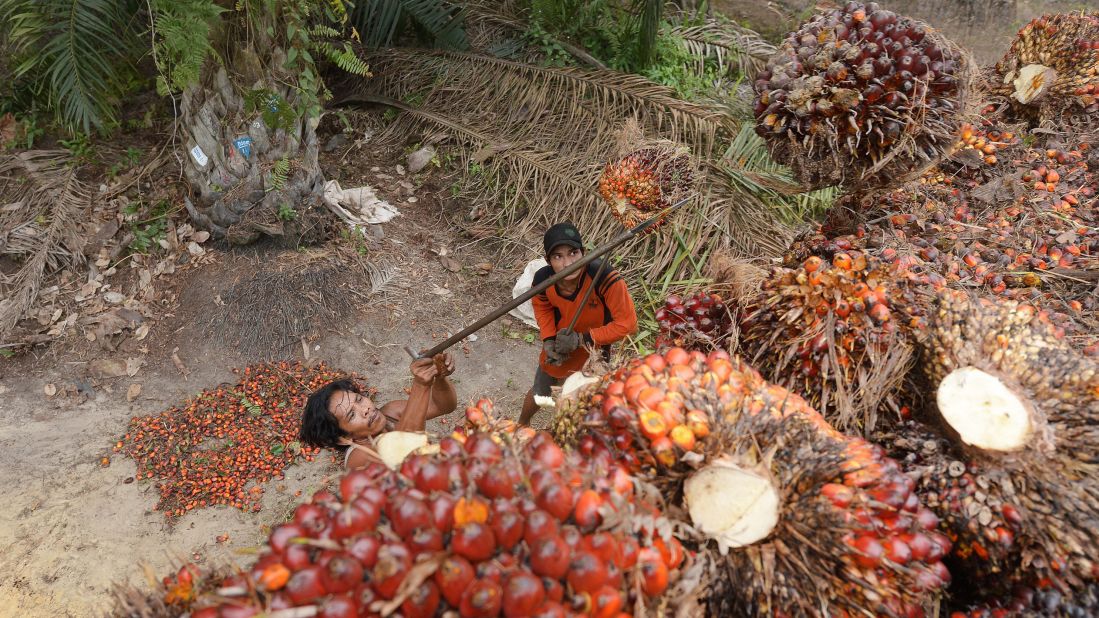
[405,197,689,359]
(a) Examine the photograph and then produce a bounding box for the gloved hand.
[554,329,582,356]
[543,338,566,365]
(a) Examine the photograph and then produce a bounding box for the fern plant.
[0,0,143,133]
[148,0,224,96]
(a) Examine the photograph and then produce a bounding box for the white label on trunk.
[190,145,209,167]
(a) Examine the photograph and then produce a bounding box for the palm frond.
[335,49,790,277]
[669,19,776,80]
[0,150,91,339]
[460,0,607,68]
[635,0,662,67]
[1,0,141,133]
[352,0,468,50]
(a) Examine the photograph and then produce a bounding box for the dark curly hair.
[300,379,363,449]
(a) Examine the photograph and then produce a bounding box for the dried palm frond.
[669,19,777,80]
[336,48,791,276]
[0,150,90,339]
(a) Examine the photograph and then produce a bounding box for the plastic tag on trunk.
[189,145,209,167]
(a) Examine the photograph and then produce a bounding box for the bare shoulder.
[380,399,406,423]
[346,446,379,470]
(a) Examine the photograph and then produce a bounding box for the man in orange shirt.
[518,222,638,425]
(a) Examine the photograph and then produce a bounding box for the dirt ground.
[0,126,552,616]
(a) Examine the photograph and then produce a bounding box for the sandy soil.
[0,131,549,617]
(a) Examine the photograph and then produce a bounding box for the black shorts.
[532,366,564,397]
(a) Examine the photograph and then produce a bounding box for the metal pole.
[404,197,689,359]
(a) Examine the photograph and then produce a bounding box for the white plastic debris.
[322,180,400,228]
[509,258,548,328]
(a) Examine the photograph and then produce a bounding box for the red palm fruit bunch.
[551,348,951,615]
[991,11,1099,123]
[115,361,342,519]
[737,251,930,434]
[597,146,693,232]
[754,1,972,189]
[653,292,731,350]
[456,397,538,445]
[878,291,1099,608]
[157,431,686,618]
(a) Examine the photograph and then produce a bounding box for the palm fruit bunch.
[144,431,688,618]
[878,291,1099,607]
[653,292,731,350]
[949,582,1099,617]
[990,11,1099,123]
[457,397,538,445]
[597,146,694,231]
[753,1,971,189]
[552,347,952,616]
[737,251,929,434]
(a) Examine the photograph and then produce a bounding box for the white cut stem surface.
[374,431,431,468]
[684,463,780,549]
[938,366,1032,451]
[1012,64,1057,104]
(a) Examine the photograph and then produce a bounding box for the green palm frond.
[635,0,662,67]
[670,19,777,79]
[1,0,141,133]
[352,0,468,50]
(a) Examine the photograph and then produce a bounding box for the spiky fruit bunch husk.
[991,11,1099,123]
[785,141,1099,351]
[597,146,694,232]
[753,1,972,189]
[737,251,928,434]
[653,292,731,351]
[156,432,687,618]
[948,582,1099,617]
[555,347,951,616]
[880,291,1099,603]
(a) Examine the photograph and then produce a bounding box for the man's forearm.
[429,377,458,419]
[394,381,434,432]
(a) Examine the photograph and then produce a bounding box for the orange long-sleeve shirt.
[531,259,638,378]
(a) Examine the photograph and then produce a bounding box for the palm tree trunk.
[179,45,324,245]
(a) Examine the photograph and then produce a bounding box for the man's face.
[328,389,385,440]
[548,244,584,281]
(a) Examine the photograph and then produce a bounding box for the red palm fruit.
[531,601,567,618]
[338,469,374,501]
[592,585,624,618]
[387,494,432,539]
[436,555,476,607]
[573,489,604,531]
[409,527,445,557]
[686,410,710,438]
[542,576,564,603]
[285,566,327,604]
[358,486,386,509]
[319,595,357,618]
[465,433,503,463]
[415,460,451,493]
[650,436,677,467]
[533,441,566,469]
[331,501,374,540]
[460,580,503,618]
[346,535,380,568]
[560,525,584,550]
[617,537,640,569]
[321,555,363,594]
[428,493,457,534]
[884,537,913,565]
[257,563,291,591]
[402,580,441,618]
[638,548,669,597]
[638,410,668,440]
[452,522,496,562]
[523,510,560,546]
[503,571,546,618]
[820,483,854,508]
[851,536,885,569]
[567,551,608,594]
[477,463,518,499]
[536,482,575,521]
[531,536,571,579]
[373,543,412,599]
[293,504,329,536]
[283,544,311,571]
[585,532,620,566]
[454,497,491,527]
[491,509,525,551]
[653,537,684,570]
[220,603,260,618]
[529,468,561,495]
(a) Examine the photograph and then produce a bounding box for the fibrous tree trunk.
[180,45,324,245]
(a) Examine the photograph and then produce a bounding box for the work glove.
[543,338,566,365]
[554,329,582,356]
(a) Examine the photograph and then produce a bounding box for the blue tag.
[233,136,254,159]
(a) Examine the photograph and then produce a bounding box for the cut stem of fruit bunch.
[937,367,1033,451]
[683,458,780,548]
